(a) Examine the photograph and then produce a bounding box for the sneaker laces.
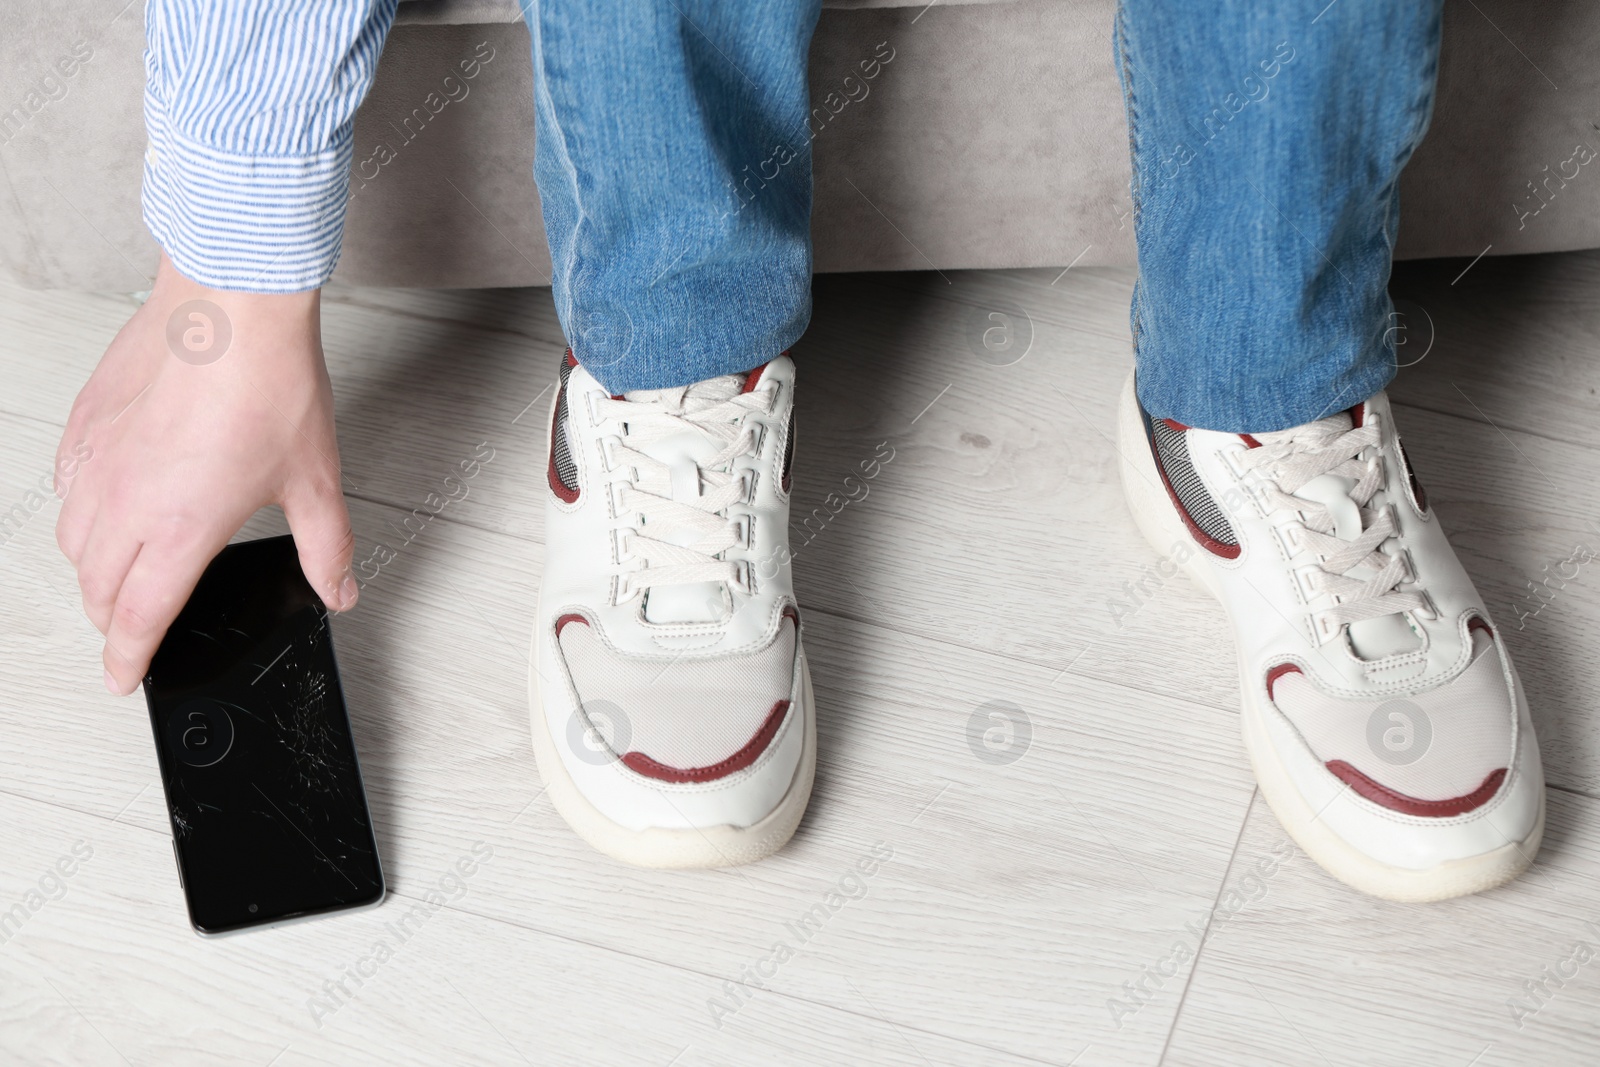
[594,375,775,601]
[1234,413,1426,643]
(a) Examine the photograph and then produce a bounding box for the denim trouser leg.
[1115,0,1444,432]
[523,0,822,393]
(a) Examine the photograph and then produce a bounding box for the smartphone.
[142,535,384,935]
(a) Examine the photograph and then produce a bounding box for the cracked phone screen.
[143,535,384,934]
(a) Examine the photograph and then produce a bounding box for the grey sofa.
[2,0,1597,291]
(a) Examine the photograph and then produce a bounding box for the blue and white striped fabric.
[142,0,399,292]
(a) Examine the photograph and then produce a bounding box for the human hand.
[56,253,357,695]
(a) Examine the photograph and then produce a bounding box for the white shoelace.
[1234,413,1426,643]
[594,376,776,602]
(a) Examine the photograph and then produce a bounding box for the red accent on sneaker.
[1161,417,1188,432]
[738,349,793,397]
[1325,762,1507,818]
[622,700,791,783]
[1266,663,1302,698]
[555,613,588,636]
[741,362,768,394]
[548,463,579,503]
[782,604,801,628]
[741,351,787,394]
[1349,402,1365,429]
[1469,616,1494,639]
[1239,434,1263,449]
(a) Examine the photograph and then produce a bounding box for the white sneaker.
[530,350,814,868]
[1116,372,1545,901]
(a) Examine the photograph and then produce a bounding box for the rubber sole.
[1114,373,1542,902]
[528,649,816,869]
[1239,701,1543,902]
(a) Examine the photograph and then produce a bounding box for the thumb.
[282,478,358,611]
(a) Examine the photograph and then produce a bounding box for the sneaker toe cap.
[1271,635,1516,817]
[555,612,798,784]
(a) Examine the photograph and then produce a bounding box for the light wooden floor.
[2,251,1599,1066]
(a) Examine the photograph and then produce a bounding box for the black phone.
[142,535,384,935]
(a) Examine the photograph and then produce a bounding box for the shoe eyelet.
[613,527,640,566]
[1290,564,1321,605]
[730,512,754,549]
[733,558,754,596]
[599,435,625,473]
[1386,545,1417,585]
[1240,469,1276,512]
[1273,522,1306,559]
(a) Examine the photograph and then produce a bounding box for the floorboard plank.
[1163,788,1600,1067]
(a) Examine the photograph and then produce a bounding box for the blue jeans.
[526,0,821,391]
[1115,0,1443,430]
[529,0,1443,432]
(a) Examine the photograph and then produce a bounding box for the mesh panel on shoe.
[551,353,579,493]
[558,617,797,772]
[1150,418,1237,546]
[1272,631,1512,803]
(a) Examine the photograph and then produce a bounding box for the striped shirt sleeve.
[141,0,399,292]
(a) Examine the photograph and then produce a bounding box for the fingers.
[55,429,98,568]
[53,434,95,501]
[282,476,358,613]
[102,536,223,696]
[76,520,143,635]
[56,488,93,568]
[54,412,102,562]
